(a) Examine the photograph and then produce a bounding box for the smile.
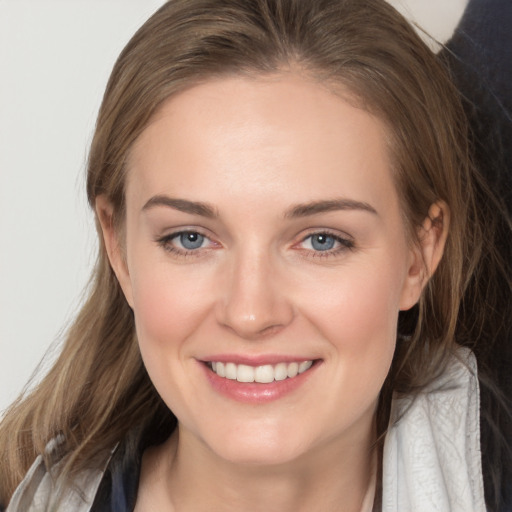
[208,360,314,383]
[202,358,320,403]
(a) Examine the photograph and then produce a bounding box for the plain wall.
[0,0,468,415]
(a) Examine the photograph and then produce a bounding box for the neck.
[139,420,377,512]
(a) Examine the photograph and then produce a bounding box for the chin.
[200,419,311,467]
[216,441,306,467]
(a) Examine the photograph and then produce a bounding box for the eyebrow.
[142,195,217,218]
[142,195,377,219]
[284,199,378,218]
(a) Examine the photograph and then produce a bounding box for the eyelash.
[296,231,355,258]
[156,230,215,257]
[156,230,355,258]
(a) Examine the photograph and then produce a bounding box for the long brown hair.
[1,0,509,506]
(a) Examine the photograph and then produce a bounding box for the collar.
[382,347,486,512]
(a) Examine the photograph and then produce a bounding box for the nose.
[215,247,294,340]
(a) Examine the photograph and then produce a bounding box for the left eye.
[300,233,349,252]
[171,231,208,250]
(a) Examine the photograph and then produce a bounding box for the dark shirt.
[443,1,512,510]
[90,427,147,512]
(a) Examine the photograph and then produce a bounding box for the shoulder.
[382,348,486,512]
[5,438,111,512]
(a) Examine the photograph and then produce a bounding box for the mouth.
[200,356,321,402]
[206,360,314,383]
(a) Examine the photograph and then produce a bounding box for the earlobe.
[399,201,450,311]
[95,195,134,308]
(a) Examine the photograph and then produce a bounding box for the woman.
[0,0,510,511]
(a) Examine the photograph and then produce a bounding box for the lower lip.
[201,362,319,403]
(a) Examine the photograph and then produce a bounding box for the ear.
[399,201,450,311]
[95,195,134,308]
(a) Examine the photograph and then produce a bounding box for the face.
[100,74,428,466]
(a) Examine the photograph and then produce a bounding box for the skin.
[97,73,448,512]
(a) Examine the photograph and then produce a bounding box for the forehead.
[126,73,398,217]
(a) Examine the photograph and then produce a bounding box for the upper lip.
[198,354,319,366]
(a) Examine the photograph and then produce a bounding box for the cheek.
[300,259,406,386]
[128,257,212,362]
[314,267,403,421]
[127,261,216,421]
[307,261,403,338]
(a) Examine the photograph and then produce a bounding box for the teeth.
[287,362,299,378]
[274,363,288,381]
[237,364,254,383]
[225,362,237,380]
[298,360,313,373]
[210,360,314,383]
[216,361,226,377]
[254,365,274,383]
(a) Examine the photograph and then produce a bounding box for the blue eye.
[310,233,336,251]
[175,232,206,250]
[156,230,216,256]
[299,232,354,255]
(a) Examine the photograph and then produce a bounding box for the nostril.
[220,321,287,341]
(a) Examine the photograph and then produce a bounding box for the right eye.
[173,231,207,250]
[294,230,354,258]
[157,230,214,255]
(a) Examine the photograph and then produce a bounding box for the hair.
[1,0,510,509]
